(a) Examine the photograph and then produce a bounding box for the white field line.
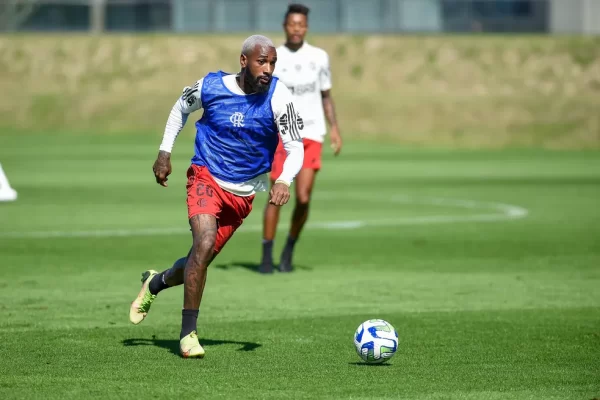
[0,195,528,239]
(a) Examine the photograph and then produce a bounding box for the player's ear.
[240,54,248,69]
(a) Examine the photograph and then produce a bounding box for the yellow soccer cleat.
[180,331,205,358]
[129,269,158,325]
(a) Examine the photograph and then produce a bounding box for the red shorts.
[270,138,322,181]
[186,165,255,254]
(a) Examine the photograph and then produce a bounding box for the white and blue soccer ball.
[354,319,398,364]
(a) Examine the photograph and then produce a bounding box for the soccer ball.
[354,319,398,364]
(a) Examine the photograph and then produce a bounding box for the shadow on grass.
[122,336,262,356]
[213,261,313,274]
[348,362,393,367]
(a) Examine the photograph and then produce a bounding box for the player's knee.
[295,190,311,206]
[191,233,216,263]
[199,233,216,253]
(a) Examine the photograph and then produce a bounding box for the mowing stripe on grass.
[0,196,528,239]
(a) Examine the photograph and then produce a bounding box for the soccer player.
[129,35,304,358]
[259,3,342,274]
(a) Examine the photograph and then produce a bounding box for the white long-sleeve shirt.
[159,74,304,196]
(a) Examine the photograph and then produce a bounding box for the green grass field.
[0,133,599,399]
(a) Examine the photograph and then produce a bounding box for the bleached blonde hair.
[241,35,275,56]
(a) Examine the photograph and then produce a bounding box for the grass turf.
[2,34,600,147]
[0,133,599,399]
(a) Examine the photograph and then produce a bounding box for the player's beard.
[244,68,271,94]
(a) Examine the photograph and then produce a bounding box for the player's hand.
[153,150,172,187]
[330,128,342,156]
[269,181,291,206]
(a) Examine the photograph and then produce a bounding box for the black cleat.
[278,236,297,273]
[259,261,274,274]
[278,261,293,273]
[278,247,294,273]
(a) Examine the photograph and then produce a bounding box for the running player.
[129,35,304,358]
[260,3,343,273]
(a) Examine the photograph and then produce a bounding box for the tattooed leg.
[160,252,217,288]
[149,234,216,295]
[184,214,217,309]
[179,214,217,339]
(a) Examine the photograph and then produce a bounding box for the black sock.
[283,236,298,254]
[262,239,274,265]
[281,236,297,264]
[149,272,169,295]
[285,236,297,251]
[180,309,199,339]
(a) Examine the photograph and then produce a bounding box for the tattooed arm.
[153,151,173,187]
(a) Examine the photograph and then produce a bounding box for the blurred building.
[1,0,599,35]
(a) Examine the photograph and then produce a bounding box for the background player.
[129,35,304,358]
[260,3,343,274]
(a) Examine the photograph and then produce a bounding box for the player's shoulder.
[200,71,223,84]
[275,44,291,62]
[270,80,297,119]
[189,71,233,92]
[304,43,329,60]
[270,80,294,112]
[272,79,293,98]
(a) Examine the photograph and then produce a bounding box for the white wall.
[550,0,600,34]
